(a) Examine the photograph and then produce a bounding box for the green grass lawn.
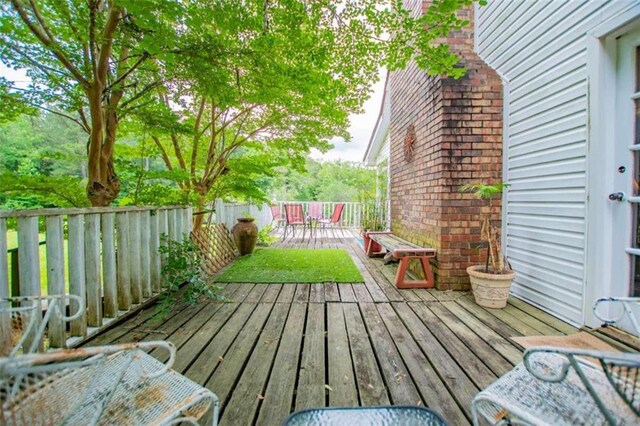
[215,248,364,283]
[6,230,69,296]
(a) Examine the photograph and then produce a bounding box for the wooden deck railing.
[214,200,364,230]
[0,206,192,347]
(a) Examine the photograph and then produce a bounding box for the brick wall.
[388,3,503,290]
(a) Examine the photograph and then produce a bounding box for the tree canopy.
[1,0,480,208]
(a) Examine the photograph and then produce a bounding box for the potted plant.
[360,191,387,254]
[460,182,515,308]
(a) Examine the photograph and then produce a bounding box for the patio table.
[283,406,447,425]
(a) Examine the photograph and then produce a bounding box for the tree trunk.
[85,85,120,206]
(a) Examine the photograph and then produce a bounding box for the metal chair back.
[284,204,305,225]
[308,202,323,220]
[330,203,345,224]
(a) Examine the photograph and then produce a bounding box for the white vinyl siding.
[476,0,636,325]
[376,137,390,165]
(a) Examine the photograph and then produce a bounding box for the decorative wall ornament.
[404,124,416,162]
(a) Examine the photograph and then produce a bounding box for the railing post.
[0,218,11,355]
[175,208,184,242]
[67,214,86,337]
[102,213,118,318]
[17,216,42,350]
[129,211,142,304]
[84,214,102,328]
[116,212,131,311]
[140,210,151,298]
[46,215,66,347]
[150,210,161,293]
[168,209,177,242]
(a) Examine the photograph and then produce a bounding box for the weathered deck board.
[257,303,306,425]
[408,302,499,388]
[507,296,579,335]
[359,303,422,406]
[427,303,513,377]
[221,303,290,425]
[338,283,357,302]
[393,302,478,420]
[82,232,589,426]
[327,303,359,406]
[343,303,390,405]
[295,303,326,411]
[376,303,470,425]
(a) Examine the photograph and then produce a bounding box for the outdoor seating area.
[279,202,346,241]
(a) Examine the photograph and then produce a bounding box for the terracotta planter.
[467,265,516,309]
[232,218,258,255]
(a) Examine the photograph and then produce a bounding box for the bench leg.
[395,256,435,289]
[365,237,385,258]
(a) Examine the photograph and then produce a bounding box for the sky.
[1,63,385,163]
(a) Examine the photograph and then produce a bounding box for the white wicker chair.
[472,297,640,426]
[0,296,219,425]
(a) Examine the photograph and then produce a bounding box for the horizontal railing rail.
[213,200,364,231]
[0,205,192,348]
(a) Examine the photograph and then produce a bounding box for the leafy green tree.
[0,0,190,206]
[1,0,481,208]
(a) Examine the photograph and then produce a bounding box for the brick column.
[388,3,503,290]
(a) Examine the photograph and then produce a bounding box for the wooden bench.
[364,231,436,289]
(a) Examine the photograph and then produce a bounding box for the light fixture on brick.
[404,124,415,162]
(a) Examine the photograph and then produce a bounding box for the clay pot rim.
[466,265,515,280]
[237,217,255,223]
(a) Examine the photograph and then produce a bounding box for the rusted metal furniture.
[283,203,306,240]
[472,297,640,426]
[1,296,219,425]
[365,232,436,289]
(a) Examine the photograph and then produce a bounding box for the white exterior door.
[608,29,640,333]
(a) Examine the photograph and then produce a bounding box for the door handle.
[609,192,625,201]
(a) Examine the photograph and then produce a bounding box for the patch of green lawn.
[215,248,364,283]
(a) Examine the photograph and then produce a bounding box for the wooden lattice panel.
[191,223,238,277]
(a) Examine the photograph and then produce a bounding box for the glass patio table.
[283,406,447,425]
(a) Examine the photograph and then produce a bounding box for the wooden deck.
[84,230,581,425]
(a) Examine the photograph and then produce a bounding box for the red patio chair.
[284,203,306,240]
[270,204,285,229]
[319,203,345,238]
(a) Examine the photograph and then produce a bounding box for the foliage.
[257,224,278,247]
[0,112,86,177]
[269,159,377,202]
[360,190,387,232]
[0,77,35,123]
[1,0,483,208]
[460,182,510,274]
[215,248,364,283]
[0,173,89,209]
[156,234,224,319]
